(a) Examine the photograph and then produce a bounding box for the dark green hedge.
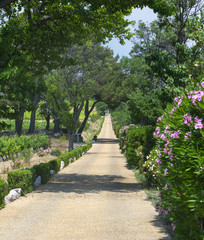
[123,125,155,168]
[33,163,50,184]
[5,141,93,202]
[8,169,36,194]
[0,177,8,209]
[48,159,61,173]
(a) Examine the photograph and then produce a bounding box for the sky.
[106,7,158,58]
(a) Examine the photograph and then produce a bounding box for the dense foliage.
[153,80,204,240]
[0,135,48,161]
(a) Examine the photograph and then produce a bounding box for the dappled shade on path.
[35,173,142,195]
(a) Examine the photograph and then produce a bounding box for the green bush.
[59,153,70,167]
[8,169,36,194]
[118,124,155,168]
[154,80,204,239]
[0,177,8,209]
[0,134,49,159]
[33,163,50,184]
[32,135,49,149]
[48,159,61,173]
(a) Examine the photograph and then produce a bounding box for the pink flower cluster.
[194,117,203,129]
[119,125,129,134]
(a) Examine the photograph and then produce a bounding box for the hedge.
[0,177,8,209]
[2,140,93,207]
[8,169,36,194]
[33,163,50,184]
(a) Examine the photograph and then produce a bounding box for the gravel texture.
[0,114,171,240]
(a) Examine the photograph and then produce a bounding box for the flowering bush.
[38,149,50,157]
[142,147,161,186]
[154,80,204,240]
[13,158,23,169]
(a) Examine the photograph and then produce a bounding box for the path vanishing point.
[0,114,171,240]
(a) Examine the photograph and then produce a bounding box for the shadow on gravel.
[95,138,119,144]
[150,215,172,240]
[35,174,142,194]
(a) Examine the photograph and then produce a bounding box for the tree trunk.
[54,118,60,133]
[45,114,50,131]
[15,106,25,136]
[68,132,75,152]
[27,93,39,134]
[69,101,84,151]
[77,100,99,134]
[27,111,36,134]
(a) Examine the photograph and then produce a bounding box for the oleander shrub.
[154,80,204,240]
[0,177,8,209]
[8,169,36,194]
[33,163,50,184]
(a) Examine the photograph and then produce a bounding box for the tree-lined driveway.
[0,114,170,240]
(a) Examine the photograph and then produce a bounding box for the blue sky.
[106,7,157,58]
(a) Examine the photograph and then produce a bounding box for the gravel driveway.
[0,114,171,240]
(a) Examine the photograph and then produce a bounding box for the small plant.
[38,149,50,157]
[50,149,62,157]
[59,136,67,142]
[13,158,23,169]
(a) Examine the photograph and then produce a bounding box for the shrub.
[33,163,50,184]
[118,124,155,168]
[32,135,49,150]
[8,169,36,194]
[0,177,8,209]
[154,80,204,240]
[141,147,161,187]
[50,149,62,157]
[48,159,61,173]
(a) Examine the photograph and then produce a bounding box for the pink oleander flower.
[171,223,176,231]
[164,168,168,175]
[165,141,170,148]
[156,127,160,132]
[165,210,168,215]
[184,136,189,141]
[183,113,192,126]
[164,148,169,154]
[171,130,180,139]
[171,106,177,114]
[201,82,204,88]
[165,184,169,190]
[168,148,172,156]
[160,134,168,141]
[170,155,174,160]
[157,159,162,164]
[157,115,163,122]
[158,191,161,197]
[195,122,203,129]
[171,163,174,167]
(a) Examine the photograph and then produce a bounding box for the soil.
[0,114,171,240]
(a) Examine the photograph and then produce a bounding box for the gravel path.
[0,114,171,240]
